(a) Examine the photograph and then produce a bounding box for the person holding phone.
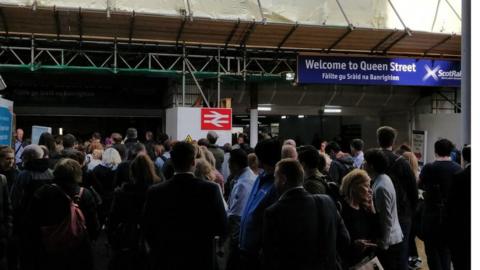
[339,169,380,268]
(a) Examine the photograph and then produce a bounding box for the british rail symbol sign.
[201,108,232,131]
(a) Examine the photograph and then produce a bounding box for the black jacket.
[114,161,132,188]
[10,159,54,231]
[447,165,470,270]
[26,183,99,270]
[142,173,227,270]
[0,175,12,240]
[382,150,418,223]
[107,183,148,250]
[0,167,18,192]
[328,156,354,185]
[263,188,350,270]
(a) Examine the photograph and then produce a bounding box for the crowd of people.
[0,125,470,270]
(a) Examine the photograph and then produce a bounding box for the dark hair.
[198,138,209,147]
[229,149,248,169]
[163,140,172,152]
[171,142,196,172]
[39,132,57,155]
[364,149,388,174]
[127,128,138,139]
[158,133,169,144]
[207,131,218,144]
[377,126,397,148]
[127,143,146,160]
[55,135,63,145]
[63,134,76,148]
[434,139,454,157]
[325,141,341,155]
[111,133,123,144]
[130,154,161,187]
[350,139,364,151]
[276,159,304,187]
[54,158,83,185]
[311,133,326,150]
[462,145,471,163]
[62,150,86,166]
[396,144,412,155]
[254,139,282,167]
[145,131,153,140]
[298,147,326,171]
[0,146,14,159]
[92,132,101,140]
[223,143,233,153]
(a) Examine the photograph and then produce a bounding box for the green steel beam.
[0,64,283,81]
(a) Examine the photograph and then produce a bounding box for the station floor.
[93,232,431,270]
[416,238,429,270]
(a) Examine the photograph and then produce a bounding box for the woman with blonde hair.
[194,158,216,181]
[194,158,227,209]
[339,169,379,268]
[199,146,225,194]
[90,147,122,225]
[402,151,420,182]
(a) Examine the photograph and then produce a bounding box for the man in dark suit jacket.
[263,158,350,270]
[142,142,227,270]
[447,145,470,270]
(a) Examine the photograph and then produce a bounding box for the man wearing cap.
[207,131,225,171]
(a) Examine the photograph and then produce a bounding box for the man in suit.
[447,145,470,270]
[142,142,227,270]
[262,158,350,270]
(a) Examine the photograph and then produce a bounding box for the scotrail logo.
[422,65,440,81]
[423,64,461,82]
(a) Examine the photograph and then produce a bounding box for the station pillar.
[249,83,258,148]
[461,0,470,145]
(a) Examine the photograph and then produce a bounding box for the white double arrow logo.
[204,111,229,127]
[422,65,440,81]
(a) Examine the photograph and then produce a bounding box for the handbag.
[350,255,384,270]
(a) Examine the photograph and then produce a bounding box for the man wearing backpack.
[377,127,418,270]
[298,146,328,195]
[325,141,355,186]
[26,158,99,270]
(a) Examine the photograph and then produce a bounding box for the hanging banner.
[0,107,12,146]
[412,130,427,166]
[297,55,461,87]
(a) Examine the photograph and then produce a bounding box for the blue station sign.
[297,55,461,87]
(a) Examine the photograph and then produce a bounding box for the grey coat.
[372,173,403,250]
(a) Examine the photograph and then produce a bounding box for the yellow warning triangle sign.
[185,135,193,143]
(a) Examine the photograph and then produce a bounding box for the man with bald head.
[281,145,298,160]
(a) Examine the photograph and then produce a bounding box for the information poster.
[32,125,52,145]
[412,130,427,166]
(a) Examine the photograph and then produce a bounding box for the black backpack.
[386,156,409,218]
[319,174,343,211]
